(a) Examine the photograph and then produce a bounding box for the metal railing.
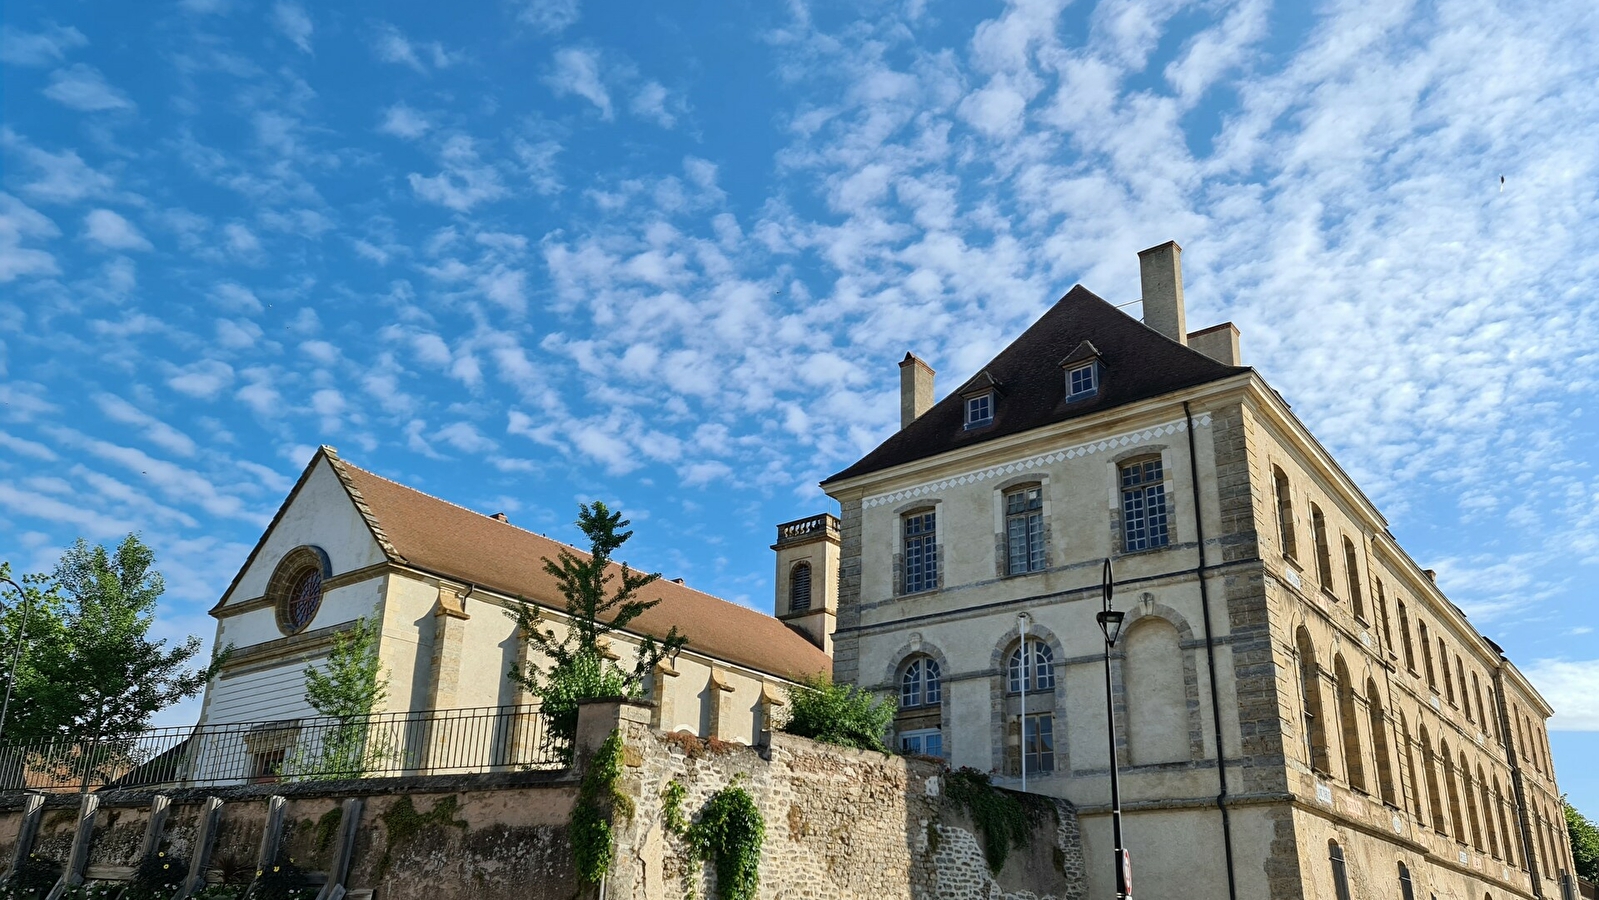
[0,704,569,793]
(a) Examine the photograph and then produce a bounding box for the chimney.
[671,577,685,584]
[1138,240,1187,345]
[491,512,509,522]
[898,353,935,429]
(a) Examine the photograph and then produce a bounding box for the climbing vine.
[377,795,468,876]
[661,779,689,836]
[572,729,633,884]
[943,768,1043,873]
[687,785,764,900]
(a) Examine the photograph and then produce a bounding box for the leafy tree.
[0,536,225,747]
[779,674,896,753]
[287,616,391,778]
[507,502,687,748]
[1567,798,1599,885]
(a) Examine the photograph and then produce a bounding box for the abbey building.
[790,241,1578,900]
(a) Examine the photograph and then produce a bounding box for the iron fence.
[0,703,569,793]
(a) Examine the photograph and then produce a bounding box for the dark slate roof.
[823,285,1248,485]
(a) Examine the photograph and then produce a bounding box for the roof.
[230,449,832,684]
[823,285,1248,485]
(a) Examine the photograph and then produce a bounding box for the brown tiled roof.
[330,456,831,683]
[823,285,1248,485]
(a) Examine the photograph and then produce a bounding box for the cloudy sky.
[2,0,1597,807]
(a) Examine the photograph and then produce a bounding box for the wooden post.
[175,797,223,900]
[240,796,287,900]
[315,798,363,900]
[141,794,171,859]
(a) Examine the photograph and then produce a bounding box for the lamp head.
[1096,609,1127,647]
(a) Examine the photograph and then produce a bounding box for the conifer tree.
[507,502,687,747]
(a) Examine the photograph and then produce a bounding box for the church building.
[792,241,1578,900]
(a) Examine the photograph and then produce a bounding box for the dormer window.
[965,393,993,428]
[1058,340,1104,403]
[1067,363,1098,400]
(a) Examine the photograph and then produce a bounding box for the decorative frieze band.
[862,414,1212,509]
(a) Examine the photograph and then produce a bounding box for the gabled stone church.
[790,242,1577,900]
[199,447,830,765]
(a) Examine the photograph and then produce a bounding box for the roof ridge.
[323,447,407,565]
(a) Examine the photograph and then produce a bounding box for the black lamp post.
[1097,559,1130,899]
[0,575,34,743]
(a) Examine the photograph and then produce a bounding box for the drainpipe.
[1184,401,1239,900]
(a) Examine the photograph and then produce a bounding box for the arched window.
[1368,678,1396,806]
[1461,753,1484,851]
[1441,640,1456,706]
[1457,658,1470,719]
[1397,600,1416,671]
[1398,862,1415,900]
[1442,742,1466,841]
[1493,776,1517,868]
[1375,579,1393,651]
[1343,536,1365,620]
[1329,841,1351,900]
[789,562,812,613]
[1472,673,1485,730]
[1274,466,1298,559]
[900,656,942,708]
[1478,765,1499,858]
[1008,639,1055,693]
[1311,504,1334,590]
[1335,655,1366,791]
[1297,628,1329,772]
[896,655,944,759]
[1421,726,1447,834]
[269,545,330,636]
[1124,618,1188,765]
[1420,621,1437,691]
[1399,711,1424,820]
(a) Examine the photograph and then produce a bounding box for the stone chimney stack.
[1138,240,1187,345]
[898,353,935,429]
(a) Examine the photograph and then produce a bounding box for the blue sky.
[2,0,1597,809]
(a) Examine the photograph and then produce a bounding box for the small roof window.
[959,370,1001,430]
[1059,341,1104,402]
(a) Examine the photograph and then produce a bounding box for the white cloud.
[0,130,115,203]
[372,24,461,73]
[167,360,235,399]
[1525,659,1599,731]
[438,421,497,453]
[271,3,313,54]
[515,0,581,35]
[0,192,60,282]
[0,430,56,461]
[545,48,612,119]
[379,103,432,139]
[92,393,198,457]
[631,81,676,128]
[83,208,151,251]
[216,318,262,349]
[223,222,262,259]
[408,135,507,211]
[43,64,134,111]
[0,24,88,67]
[210,281,263,313]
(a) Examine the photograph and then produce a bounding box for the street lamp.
[1098,559,1130,900]
[0,575,35,742]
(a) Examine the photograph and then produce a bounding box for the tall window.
[1478,766,1499,858]
[1443,744,1466,841]
[1119,457,1169,551]
[1008,638,1055,693]
[1442,640,1456,705]
[1368,678,1397,806]
[1329,841,1352,900]
[1343,537,1366,619]
[1005,486,1045,574]
[1493,776,1516,867]
[1274,466,1298,559]
[1462,753,1484,850]
[901,657,942,709]
[1311,504,1334,590]
[1335,655,1366,791]
[903,511,937,594]
[1297,627,1328,772]
[1422,726,1447,834]
[1375,579,1393,651]
[789,562,812,613]
[1458,660,1472,722]
[1399,862,1415,900]
[1398,601,1416,671]
[1023,712,1055,773]
[1420,621,1437,691]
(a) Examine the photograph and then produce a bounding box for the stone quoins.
[863,415,1212,509]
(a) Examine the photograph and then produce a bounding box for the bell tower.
[771,514,839,655]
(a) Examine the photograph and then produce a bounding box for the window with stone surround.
[900,656,941,708]
[268,545,330,636]
[1442,639,1456,706]
[1066,362,1098,400]
[902,510,937,594]
[1023,712,1054,774]
[789,561,812,613]
[899,728,943,759]
[897,654,943,759]
[1368,677,1397,806]
[1398,600,1417,672]
[1398,862,1415,900]
[1296,627,1329,773]
[1119,457,1169,552]
[965,392,993,429]
[1343,536,1366,620]
[1375,579,1393,653]
[1422,725,1447,834]
[1311,504,1334,592]
[1274,466,1298,560]
[1335,654,1366,792]
[1008,639,1054,694]
[1005,485,1045,575]
[1420,620,1438,691]
[1329,841,1351,900]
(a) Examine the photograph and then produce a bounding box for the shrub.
[0,854,62,900]
[779,674,895,752]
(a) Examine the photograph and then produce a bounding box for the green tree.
[779,674,896,753]
[1,536,225,746]
[506,502,687,748]
[288,616,391,778]
[1567,798,1599,885]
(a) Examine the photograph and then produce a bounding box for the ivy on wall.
[659,777,766,900]
[572,729,633,884]
[943,768,1044,873]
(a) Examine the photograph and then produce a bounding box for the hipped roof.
[227,448,832,684]
[824,285,1247,485]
